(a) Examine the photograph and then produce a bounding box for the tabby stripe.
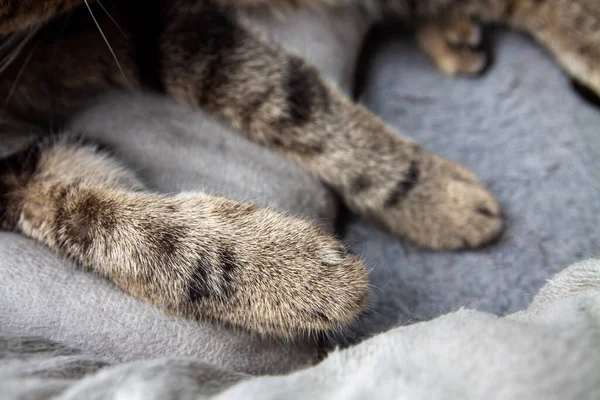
[384,159,420,207]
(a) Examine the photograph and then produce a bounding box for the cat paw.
[417,18,487,77]
[357,152,503,251]
[198,200,369,337]
[400,154,502,250]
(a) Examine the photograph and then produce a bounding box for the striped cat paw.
[185,202,370,336]
[1,136,369,338]
[381,154,503,250]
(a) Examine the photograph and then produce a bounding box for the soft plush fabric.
[215,258,600,400]
[1,6,600,399]
[4,259,600,399]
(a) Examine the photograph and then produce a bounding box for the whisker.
[0,27,39,75]
[96,0,129,40]
[83,0,127,82]
[5,41,38,105]
[0,34,20,56]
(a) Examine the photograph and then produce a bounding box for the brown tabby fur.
[0,0,598,337]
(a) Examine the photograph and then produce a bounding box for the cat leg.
[0,135,368,337]
[159,1,503,250]
[413,0,600,95]
[505,0,600,97]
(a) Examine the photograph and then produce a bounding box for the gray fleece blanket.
[1,7,599,399]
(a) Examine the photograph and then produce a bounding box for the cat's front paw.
[396,155,502,250]
[356,152,503,250]
[197,200,369,337]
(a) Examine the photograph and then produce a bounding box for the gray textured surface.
[212,259,600,400]
[348,29,600,337]
[5,259,600,400]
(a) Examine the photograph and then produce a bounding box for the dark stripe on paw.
[136,221,187,284]
[350,175,373,194]
[280,57,330,128]
[141,222,187,261]
[188,248,238,302]
[311,310,332,324]
[188,258,213,302]
[385,160,420,208]
[155,230,180,256]
[218,247,238,298]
